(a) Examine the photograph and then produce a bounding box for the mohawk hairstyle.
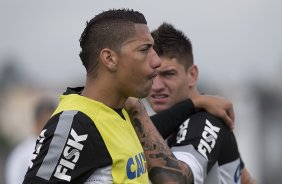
[151,22,194,69]
[88,8,147,25]
[79,9,147,77]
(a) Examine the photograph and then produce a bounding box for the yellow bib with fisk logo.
[53,94,149,184]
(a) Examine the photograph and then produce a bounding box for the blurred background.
[0,0,281,183]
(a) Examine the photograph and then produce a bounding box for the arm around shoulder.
[191,94,235,130]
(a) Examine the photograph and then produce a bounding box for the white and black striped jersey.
[169,111,244,184]
[23,110,113,183]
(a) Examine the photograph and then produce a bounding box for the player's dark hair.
[151,22,194,70]
[79,8,147,77]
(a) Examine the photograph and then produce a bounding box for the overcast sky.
[1,0,282,87]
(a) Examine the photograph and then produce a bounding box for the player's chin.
[151,104,168,113]
[136,87,151,99]
[141,83,154,97]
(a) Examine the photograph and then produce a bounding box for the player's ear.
[100,48,117,72]
[187,64,198,87]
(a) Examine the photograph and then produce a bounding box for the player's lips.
[150,94,169,103]
[152,94,168,99]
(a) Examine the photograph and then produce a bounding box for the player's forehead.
[123,24,153,46]
[158,57,183,71]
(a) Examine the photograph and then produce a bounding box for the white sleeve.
[172,145,208,184]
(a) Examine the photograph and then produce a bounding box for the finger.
[223,113,234,131]
[227,105,235,130]
[227,105,235,122]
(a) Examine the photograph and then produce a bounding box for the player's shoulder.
[40,110,100,152]
[189,111,229,130]
[45,110,95,131]
[24,110,111,183]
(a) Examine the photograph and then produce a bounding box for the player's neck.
[82,77,126,109]
[189,87,200,98]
